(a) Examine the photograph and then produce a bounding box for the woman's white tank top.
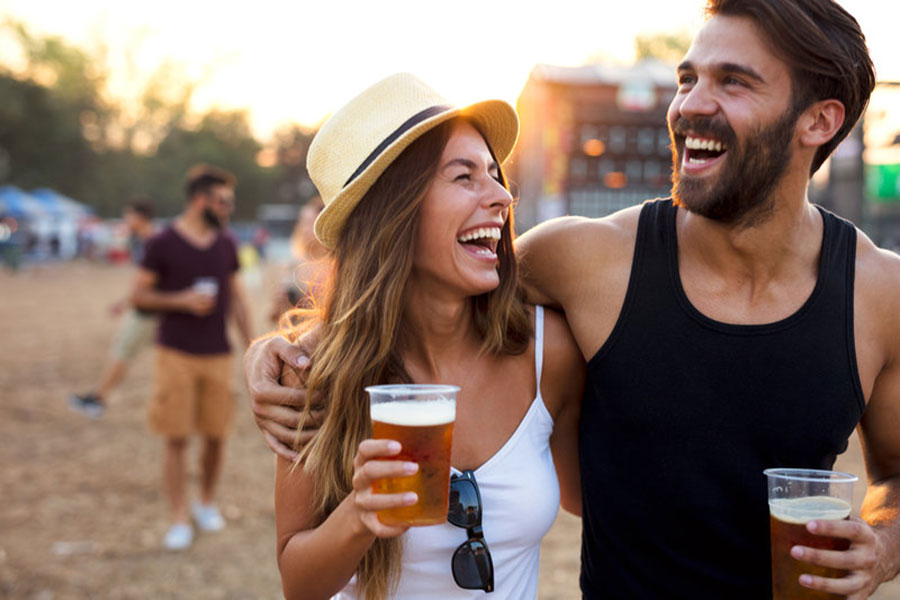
[336,306,560,599]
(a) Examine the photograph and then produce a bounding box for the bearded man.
[132,164,252,551]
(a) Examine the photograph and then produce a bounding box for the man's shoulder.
[517,202,644,259]
[141,225,177,264]
[146,224,178,247]
[856,233,900,319]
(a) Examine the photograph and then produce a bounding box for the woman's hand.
[351,439,419,538]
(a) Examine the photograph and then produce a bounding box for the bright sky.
[2,0,899,140]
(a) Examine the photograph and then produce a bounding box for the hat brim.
[314,99,518,249]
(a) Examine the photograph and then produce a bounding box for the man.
[133,165,253,550]
[244,1,900,597]
[70,200,157,418]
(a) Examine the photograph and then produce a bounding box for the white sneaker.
[191,501,225,532]
[163,523,193,550]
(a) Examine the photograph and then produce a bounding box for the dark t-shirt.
[141,225,239,355]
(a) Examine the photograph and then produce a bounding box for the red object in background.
[106,246,131,263]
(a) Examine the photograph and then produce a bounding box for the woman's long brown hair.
[281,118,530,599]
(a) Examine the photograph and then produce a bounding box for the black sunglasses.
[448,470,494,592]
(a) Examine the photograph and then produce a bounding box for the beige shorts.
[148,346,234,439]
[110,310,156,361]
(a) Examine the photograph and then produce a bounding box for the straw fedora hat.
[308,73,519,249]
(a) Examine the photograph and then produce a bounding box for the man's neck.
[174,210,218,249]
[677,177,823,282]
[136,222,155,240]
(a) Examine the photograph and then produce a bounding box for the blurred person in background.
[0,213,25,271]
[131,164,253,551]
[69,199,157,418]
[267,195,329,323]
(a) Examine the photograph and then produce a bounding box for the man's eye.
[678,75,695,86]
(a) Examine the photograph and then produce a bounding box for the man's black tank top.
[579,199,866,599]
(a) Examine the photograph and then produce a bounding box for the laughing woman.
[274,74,584,600]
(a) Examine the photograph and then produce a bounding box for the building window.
[658,128,672,157]
[626,160,644,181]
[598,158,615,178]
[638,128,657,155]
[609,126,627,153]
[570,157,588,179]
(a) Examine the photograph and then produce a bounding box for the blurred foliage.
[635,30,692,64]
[0,20,319,220]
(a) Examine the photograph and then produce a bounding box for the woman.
[273,73,584,600]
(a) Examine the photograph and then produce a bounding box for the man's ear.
[798,99,846,148]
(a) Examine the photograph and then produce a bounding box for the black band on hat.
[344,104,453,187]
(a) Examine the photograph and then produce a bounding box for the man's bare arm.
[130,267,214,315]
[857,249,900,588]
[229,273,254,347]
[515,207,641,361]
[797,245,900,598]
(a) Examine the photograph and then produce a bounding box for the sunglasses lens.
[448,478,480,527]
[452,540,494,592]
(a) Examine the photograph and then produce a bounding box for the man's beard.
[669,104,800,225]
[203,207,222,229]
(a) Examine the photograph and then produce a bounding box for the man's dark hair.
[184,164,237,200]
[705,0,876,176]
[126,198,155,220]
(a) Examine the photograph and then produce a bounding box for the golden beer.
[370,398,455,526]
[769,496,851,600]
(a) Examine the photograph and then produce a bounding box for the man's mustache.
[671,116,737,148]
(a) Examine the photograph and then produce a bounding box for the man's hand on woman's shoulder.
[244,332,321,460]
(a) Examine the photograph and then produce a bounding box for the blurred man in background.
[69,199,157,418]
[132,165,252,550]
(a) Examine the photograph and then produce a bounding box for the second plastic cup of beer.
[366,384,458,527]
[765,468,857,600]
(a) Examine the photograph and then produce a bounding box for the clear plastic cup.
[366,384,458,526]
[765,468,857,600]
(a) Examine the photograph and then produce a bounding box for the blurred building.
[511,60,678,231]
[860,82,900,251]
[511,63,900,252]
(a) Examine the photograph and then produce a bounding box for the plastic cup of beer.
[366,384,458,527]
[192,277,219,297]
[765,468,857,600]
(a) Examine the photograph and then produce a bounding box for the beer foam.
[769,496,851,524]
[370,399,456,426]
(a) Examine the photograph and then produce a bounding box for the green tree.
[635,30,692,64]
[0,20,307,224]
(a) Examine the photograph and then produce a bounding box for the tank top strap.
[534,305,545,393]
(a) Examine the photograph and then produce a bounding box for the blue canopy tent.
[30,187,93,218]
[0,185,46,219]
[28,188,92,259]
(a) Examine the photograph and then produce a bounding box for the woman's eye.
[454,173,471,182]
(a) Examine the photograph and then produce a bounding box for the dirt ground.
[0,261,897,599]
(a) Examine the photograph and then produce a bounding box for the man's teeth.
[685,136,725,152]
[457,227,501,243]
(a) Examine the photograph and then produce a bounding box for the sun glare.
[1,0,897,140]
